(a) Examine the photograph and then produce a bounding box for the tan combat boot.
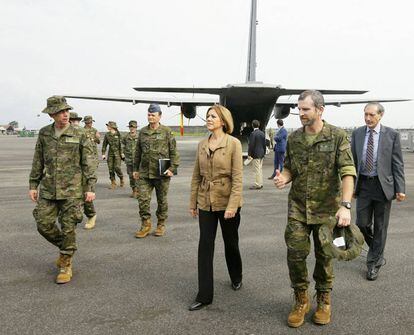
[55,253,64,268]
[84,214,97,229]
[135,219,152,238]
[287,289,311,328]
[56,254,73,284]
[129,188,135,198]
[133,187,139,199]
[120,177,125,187]
[108,179,117,190]
[313,291,331,325]
[154,220,166,237]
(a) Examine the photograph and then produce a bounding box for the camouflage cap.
[319,223,364,261]
[83,115,95,123]
[41,96,73,115]
[106,121,118,129]
[148,103,162,114]
[128,120,138,128]
[69,112,82,121]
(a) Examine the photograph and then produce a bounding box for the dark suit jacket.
[351,125,405,200]
[248,128,266,159]
[274,127,288,152]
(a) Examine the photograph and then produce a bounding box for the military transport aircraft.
[65,0,408,138]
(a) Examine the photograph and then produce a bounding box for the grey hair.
[298,90,325,109]
[364,102,385,115]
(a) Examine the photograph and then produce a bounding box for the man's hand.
[29,190,38,202]
[164,169,174,177]
[133,171,140,180]
[121,153,125,160]
[224,210,236,219]
[396,193,406,202]
[336,207,351,227]
[190,208,198,218]
[102,154,106,160]
[85,192,96,202]
[95,131,100,139]
[273,169,287,189]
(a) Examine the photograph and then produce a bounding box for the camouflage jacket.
[284,121,356,224]
[84,126,100,159]
[134,124,180,179]
[29,123,97,200]
[122,132,138,165]
[102,131,123,156]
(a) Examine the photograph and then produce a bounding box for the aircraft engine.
[274,105,292,119]
[180,103,197,119]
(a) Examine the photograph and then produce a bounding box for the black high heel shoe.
[231,282,242,291]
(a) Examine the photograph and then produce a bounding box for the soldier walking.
[122,120,139,198]
[29,96,96,284]
[133,104,180,238]
[82,115,100,229]
[274,90,356,327]
[102,121,124,189]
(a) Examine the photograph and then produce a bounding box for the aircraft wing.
[133,87,223,95]
[276,97,411,108]
[64,95,218,106]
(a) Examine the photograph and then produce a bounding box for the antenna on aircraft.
[246,0,257,83]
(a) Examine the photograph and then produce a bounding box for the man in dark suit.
[351,102,406,281]
[248,120,266,189]
[268,119,288,179]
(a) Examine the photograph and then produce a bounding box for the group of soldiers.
[29,96,179,284]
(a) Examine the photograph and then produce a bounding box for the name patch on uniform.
[318,143,334,152]
[66,137,80,144]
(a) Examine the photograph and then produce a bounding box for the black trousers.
[356,177,392,269]
[196,208,242,304]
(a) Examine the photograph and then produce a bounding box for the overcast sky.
[1,0,413,131]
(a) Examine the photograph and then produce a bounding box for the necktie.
[365,130,374,173]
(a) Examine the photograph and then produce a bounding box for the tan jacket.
[190,134,243,212]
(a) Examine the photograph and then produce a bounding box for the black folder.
[158,158,176,176]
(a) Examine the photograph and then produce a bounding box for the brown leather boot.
[108,179,117,190]
[135,219,152,238]
[287,289,311,328]
[56,254,73,284]
[313,291,331,325]
[120,177,125,187]
[154,220,166,237]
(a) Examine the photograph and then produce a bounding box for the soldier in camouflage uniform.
[82,115,100,229]
[102,121,124,189]
[274,90,356,327]
[133,104,180,238]
[29,96,97,284]
[122,120,139,198]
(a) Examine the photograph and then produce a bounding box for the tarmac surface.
[1,135,413,335]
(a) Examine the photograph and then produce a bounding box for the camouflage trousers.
[84,200,96,218]
[126,164,138,188]
[33,198,83,256]
[285,218,334,292]
[138,178,170,222]
[107,153,123,180]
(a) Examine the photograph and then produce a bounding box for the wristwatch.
[341,201,352,209]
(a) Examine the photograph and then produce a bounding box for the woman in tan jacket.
[188,105,243,311]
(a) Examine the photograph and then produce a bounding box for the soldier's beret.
[319,223,364,261]
[148,103,162,114]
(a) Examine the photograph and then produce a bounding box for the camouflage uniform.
[284,121,356,291]
[83,125,100,217]
[134,124,180,222]
[30,123,97,255]
[102,130,124,181]
[122,132,139,188]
